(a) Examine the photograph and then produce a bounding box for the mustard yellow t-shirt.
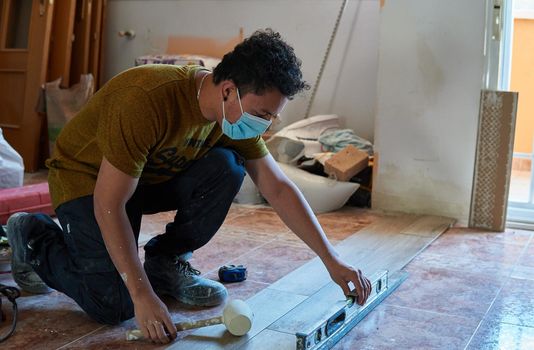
[46,65,268,209]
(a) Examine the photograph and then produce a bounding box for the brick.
[324,145,369,182]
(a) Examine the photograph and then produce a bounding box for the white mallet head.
[222,299,254,336]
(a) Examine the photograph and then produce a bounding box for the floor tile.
[222,204,377,246]
[223,208,291,234]
[423,231,525,266]
[385,264,503,319]
[467,319,534,350]
[140,211,176,236]
[58,319,168,350]
[316,215,369,241]
[444,227,532,246]
[226,240,316,284]
[517,240,534,268]
[139,204,262,237]
[486,278,534,328]
[188,232,269,274]
[218,223,282,244]
[332,304,478,350]
[273,209,378,246]
[0,276,101,350]
[409,250,515,278]
[511,265,534,281]
[225,204,269,220]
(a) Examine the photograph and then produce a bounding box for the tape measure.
[218,265,247,283]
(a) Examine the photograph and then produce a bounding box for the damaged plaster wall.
[102,0,380,141]
[372,0,487,223]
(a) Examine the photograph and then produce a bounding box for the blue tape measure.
[218,265,247,283]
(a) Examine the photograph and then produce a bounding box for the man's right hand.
[93,158,176,342]
[133,292,177,344]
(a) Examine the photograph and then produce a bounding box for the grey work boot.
[144,253,227,307]
[6,212,52,294]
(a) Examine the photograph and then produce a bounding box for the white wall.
[514,0,534,18]
[372,0,487,223]
[102,0,380,141]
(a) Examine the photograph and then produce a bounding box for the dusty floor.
[0,174,532,349]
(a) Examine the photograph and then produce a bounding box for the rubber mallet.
[126,299,254,341]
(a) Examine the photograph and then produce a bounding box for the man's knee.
[83,289,134,325]
[205,148,245,191]
[77,266,135,325]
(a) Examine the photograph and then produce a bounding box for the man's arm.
[245,154,372,305]
[94,157,176,343]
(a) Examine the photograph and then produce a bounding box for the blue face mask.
[222,88,272,140]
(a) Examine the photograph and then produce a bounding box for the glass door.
[506,0,534,225]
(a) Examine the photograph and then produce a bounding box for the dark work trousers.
[23,148,245,325]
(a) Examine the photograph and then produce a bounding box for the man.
[6,29,371,344]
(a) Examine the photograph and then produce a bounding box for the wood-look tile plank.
[269,214,419,296]
[357,234,435,275]
[238,329,295,350]
[268,281,347,335]
[401,215,456,237]
[166,288,306,350]
[268,249,373,297]
[268,216,452,338]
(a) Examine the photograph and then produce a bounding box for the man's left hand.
[324,256,372,306]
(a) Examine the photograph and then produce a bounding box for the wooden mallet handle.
[126,316,223,341]
[125,299,253,341]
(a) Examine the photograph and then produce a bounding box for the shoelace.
[173,259,201,276]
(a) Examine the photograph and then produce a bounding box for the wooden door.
[0,0,54,172]
[88,0,103,87]
[48,0,76,87]
[69,0,91,86]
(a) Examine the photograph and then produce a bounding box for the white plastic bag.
[45,74,94,151]
[0,128,24,189]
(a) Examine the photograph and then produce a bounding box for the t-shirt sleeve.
[217,134,269,160]
[96,87,159,177]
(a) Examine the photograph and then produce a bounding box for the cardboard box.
[324,145,369,182]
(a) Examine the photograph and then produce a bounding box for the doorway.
[505,1,534,225]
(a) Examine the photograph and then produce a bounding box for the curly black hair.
[213,29,310,99]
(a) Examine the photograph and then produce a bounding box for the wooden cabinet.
[0,0,106,172]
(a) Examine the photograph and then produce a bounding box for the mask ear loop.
[236,88,245,115]
[222,92,229,121]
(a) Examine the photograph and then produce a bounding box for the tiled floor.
[0,173,531,349]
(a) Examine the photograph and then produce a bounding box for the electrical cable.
[305,0,349,119]
[0,283,20,342]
